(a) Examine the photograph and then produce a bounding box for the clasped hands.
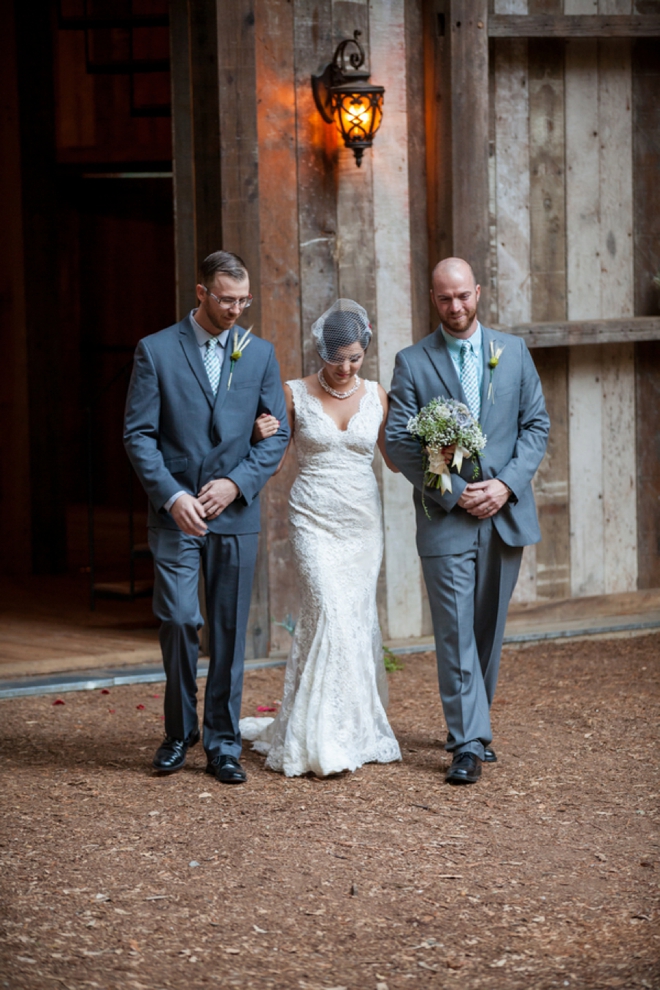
[170,478,240,536]
[170,414,281,536]
[439,445,510,519]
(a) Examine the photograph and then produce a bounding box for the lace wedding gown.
[240,378,401,777]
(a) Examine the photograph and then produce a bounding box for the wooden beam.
[405,0,430,344]
[449,0,491,315]
[254,0,301,657]
[423,0,453,298]
[170,0,224,318]
[489,14,660,37]
[218,0,269,661]
[293,0,337,378]
[169,0,196,320]
[494,316,660,347]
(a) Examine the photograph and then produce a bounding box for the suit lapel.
[179,321,215,409]
[479,326,496,432]
[424,328,467,405]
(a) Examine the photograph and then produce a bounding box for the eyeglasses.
[203,286,253,311]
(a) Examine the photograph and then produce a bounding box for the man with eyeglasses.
[124,250,289,784]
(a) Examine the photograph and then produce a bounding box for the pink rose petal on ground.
[136,704,145,710]
[256,705,277,712]
[52,699,65,706]
[108,709,115,713]
[151,694,160,698]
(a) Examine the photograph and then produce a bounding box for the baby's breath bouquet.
[407,398,486,508]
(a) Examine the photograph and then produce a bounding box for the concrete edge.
[0,620,658,700]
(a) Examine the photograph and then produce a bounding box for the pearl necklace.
[317,369,361,399]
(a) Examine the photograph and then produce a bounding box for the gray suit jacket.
[385,326,550,556]
[123,318,289,534]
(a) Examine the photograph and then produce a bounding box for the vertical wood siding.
[255,0,303,654]
[487,0,643,601]
[372,0,425,639]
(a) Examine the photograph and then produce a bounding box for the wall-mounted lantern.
[311,30,384,167]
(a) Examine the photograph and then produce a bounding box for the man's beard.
[208,310,234,333]
[445,305,477,333]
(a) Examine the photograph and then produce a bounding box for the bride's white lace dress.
[240,378,401,777]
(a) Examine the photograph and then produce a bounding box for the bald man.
[385,258,549,784]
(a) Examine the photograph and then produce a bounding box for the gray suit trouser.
[421,520,522,761]
[148,526,259,762]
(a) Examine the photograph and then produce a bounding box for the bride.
[239,300,402,777]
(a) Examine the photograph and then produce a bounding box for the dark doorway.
[0,0,175,680]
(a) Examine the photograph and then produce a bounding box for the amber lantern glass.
[331,83,384,167]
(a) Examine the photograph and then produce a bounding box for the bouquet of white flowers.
[407,397,487,505]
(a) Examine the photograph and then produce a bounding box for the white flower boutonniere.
[487,340,505,403]
[227,327,253,390]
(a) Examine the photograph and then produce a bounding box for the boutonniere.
[487,340,505,402]
[227,326,253,390]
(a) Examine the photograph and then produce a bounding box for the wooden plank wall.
[372,0,425,639]
[492,0,571,603]
[565,0,637,596]
[489,0,652,601]
[253,0,428,646]
[254,0,303,652]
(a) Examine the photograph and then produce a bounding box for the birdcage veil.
[311,299,372,362]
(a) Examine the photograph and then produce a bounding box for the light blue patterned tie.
[203,338,221,396]
[460,340,481,420]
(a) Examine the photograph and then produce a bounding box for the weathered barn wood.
[5,0,659,634]
[527,1,570,603]
[170,0,225,316]
[169,0,196,318]
[372,0,424,638]
[293,0,338,378]
[482,0,654,604]
[405,0,431,346]
[423,0,453,291]
[498,316,660,346]
[450,1,491,314]
[216,1,270,658]
[217,1,262,335]
[494,2,536,604]
[254,0,302,653]
[494,34,531,325]
[489,13,660,35]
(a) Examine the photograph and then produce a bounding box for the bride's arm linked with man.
[125,251,548,785]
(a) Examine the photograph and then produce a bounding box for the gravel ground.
[1,634,659,990]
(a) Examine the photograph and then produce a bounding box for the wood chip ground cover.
[1,635,658,989]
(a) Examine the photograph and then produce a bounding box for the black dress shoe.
[152,729,200,773]
[446,751,482,785]
[206,755,247,785]
[447,735,496,763]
